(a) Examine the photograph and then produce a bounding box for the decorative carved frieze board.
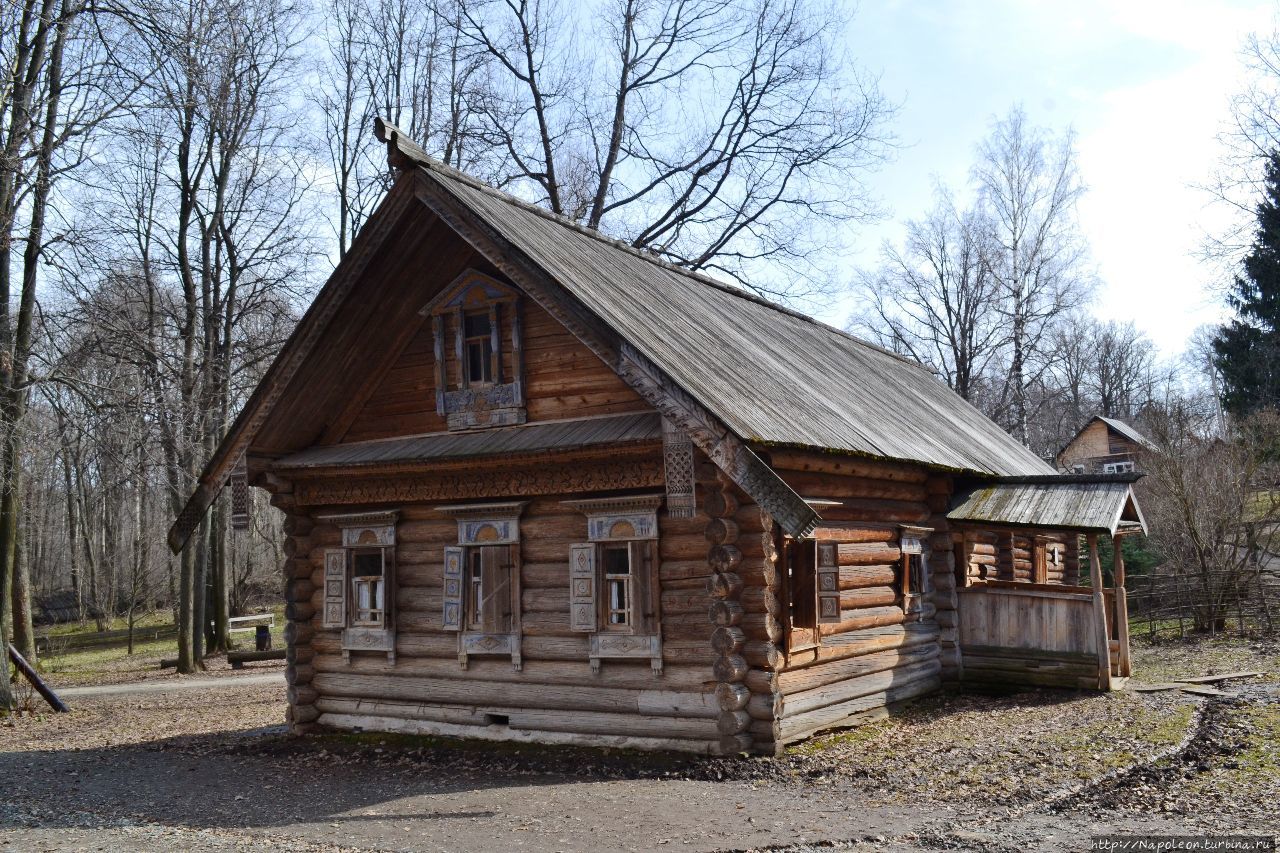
[294,460,664,506]
[662,418,696,518]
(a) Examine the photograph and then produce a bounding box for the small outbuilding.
[169,122,1148,755]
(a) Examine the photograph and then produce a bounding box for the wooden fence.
[1126,568,1279,640]
[34,623,177,655]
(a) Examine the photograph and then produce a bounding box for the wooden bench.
[228,613,275,633]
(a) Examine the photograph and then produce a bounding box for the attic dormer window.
[424,269,526,430]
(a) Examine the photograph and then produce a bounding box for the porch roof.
[947,474,1147,535]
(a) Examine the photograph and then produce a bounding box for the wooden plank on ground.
[1176,671,1265,684]
[1180,685,1235,698]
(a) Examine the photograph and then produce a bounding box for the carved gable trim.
[661,418,696,518]
[413,170,817,536]
[420,268,519,316]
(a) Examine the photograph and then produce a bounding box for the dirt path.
[56,672,283,698]
[0,727,1227,853]
[3,639,1277,852]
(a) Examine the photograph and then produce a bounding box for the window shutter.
[480,546,513,632]
[442,546,464,631]
[383,546,396,631]
[323,549,346,629]
[634,540,658,634]
[569,543,597,632]
[815,541,841,624]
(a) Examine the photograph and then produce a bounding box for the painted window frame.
[564,495,664,673]
[898,525,933,621]
[317,511,400,664]
[437,502,526,670]
[422,269,526,431]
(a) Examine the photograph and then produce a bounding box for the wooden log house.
[167,121,1149,756]
[1056,415,1158,475]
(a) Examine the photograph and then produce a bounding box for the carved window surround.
[899,524,934,621]
[565,494,663,673]
[316,510,400,663]
[436,501,526,670]
[562,494,662,542]
[422,269,526,431]
[435,501,528,546]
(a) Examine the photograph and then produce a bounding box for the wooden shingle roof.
[948,474,1147,535]
[167,123,1055,551]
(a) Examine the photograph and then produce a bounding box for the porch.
[947,474,1147,692]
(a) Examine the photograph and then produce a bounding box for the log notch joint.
[705,476,753,755]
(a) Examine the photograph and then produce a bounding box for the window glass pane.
[608,578,628,624]
[464,312,490,338]
[352,551,382,578]
[357,582,372,610]
[603,546,630,575]
[466,340,492,383]
[908,554,925,595]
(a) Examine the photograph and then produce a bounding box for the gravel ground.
[2,638,1277,852]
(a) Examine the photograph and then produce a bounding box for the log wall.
[285,455,724,754]
[764,451,945,745]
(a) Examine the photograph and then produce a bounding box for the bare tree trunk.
[10,478,34,662]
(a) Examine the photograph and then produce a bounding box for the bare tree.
[317,0,894,300]
[852,188,1002,400]
[1204,26,1280,267]
[0,0,136,707]
[315,0,495,257]
[973,106,1093,444]
[1143,403,1280,633]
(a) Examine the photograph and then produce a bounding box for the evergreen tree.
[1214,150,1280,416]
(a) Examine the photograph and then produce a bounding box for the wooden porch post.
[1113,533,1131,678]
[1087,534,1112,690]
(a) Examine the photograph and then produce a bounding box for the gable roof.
[1096,416,1159,452]
[400,134,1051,478]
[1057,415,1159,464]
[167,122,1051,552]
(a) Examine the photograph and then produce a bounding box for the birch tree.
[973,106,1093,444]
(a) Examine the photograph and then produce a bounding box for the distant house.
[1056,416,1158,475]
[167,121,1147,756]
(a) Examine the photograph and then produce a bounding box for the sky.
[821,0,1277,356]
